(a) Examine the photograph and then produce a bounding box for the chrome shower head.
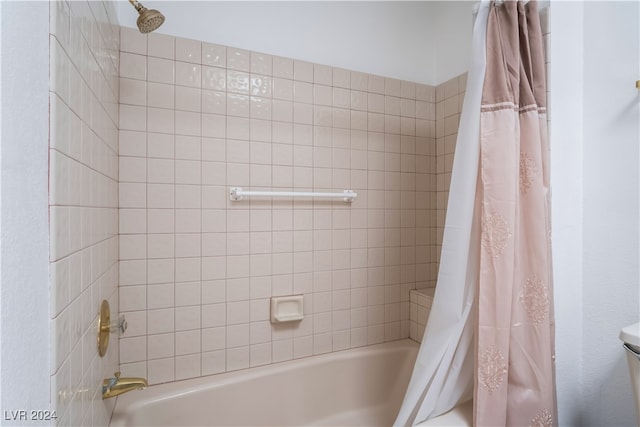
[128,0,165,34]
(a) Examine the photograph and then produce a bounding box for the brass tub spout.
[102,371,148,399]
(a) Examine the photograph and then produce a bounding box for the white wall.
[580,1,639,425]
[431,1,475,84]
[1,0,3,411]
[0,2,52,424]
[116,1,438,85]
[551,1,639,426]
[549,3,585,425]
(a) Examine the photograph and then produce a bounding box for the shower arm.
[128,0,144,13]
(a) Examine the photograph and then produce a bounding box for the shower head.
[128,0,165,34]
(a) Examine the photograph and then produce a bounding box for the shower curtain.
[394,1,556,426]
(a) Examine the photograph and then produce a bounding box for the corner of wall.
[548,1,585,424]
[48,0,121,425]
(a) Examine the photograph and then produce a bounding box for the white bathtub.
[417,400,473,426]
[110,339,419,427]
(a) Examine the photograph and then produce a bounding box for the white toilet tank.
[620,322,640,426]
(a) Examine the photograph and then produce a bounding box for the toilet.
[620,322,640,425]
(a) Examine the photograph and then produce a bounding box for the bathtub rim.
[110,338,420,425]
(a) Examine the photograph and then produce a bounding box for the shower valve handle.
[109,315,127,336]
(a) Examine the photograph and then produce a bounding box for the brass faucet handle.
[114,371,121,379]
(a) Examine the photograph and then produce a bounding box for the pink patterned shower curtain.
[475,1,557,426]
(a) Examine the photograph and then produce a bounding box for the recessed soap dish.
[270,295,304,323]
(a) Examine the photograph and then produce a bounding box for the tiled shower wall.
[117,28,439,384]
[49,1,120,425]
[434,74,467,265]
